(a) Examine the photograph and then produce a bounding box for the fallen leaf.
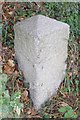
[74,112,77,115]
[31,108,38,116]
[20,17,25,21]
[14,70,19,76]
[27,109,32,115]
[22,89,28,97]
[60,102,68,107]
[68,72,72,77]
[7,59,15,67]
[3,63,15,74]
[8,11,13,15]
[21,89,29,103]
[33,115,42,118]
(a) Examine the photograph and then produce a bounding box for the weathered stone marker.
[14,15,69,110]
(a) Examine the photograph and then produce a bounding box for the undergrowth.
[1,2,80,118]
[0,67,23,118]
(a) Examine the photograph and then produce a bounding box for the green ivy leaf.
[59,105,71,113]
[0,98,3,104]
[43,114,50,118]
[0,105,9,118]
[0,73,8,83]
[64,109,75,118]
[72,114,78,118]
[59,107,67,113]
[17,103,23,109]
[11,91,21,101]
[65,105,72,110]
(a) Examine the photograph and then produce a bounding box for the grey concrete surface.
[14,15,69,110]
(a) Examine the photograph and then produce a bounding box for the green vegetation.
[58,105,78,118]
[44,3,79,37]
[1,2,79,118]
[0,68,23,118]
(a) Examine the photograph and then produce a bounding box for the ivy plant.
[0,68,23,119]
[58,105,78,118]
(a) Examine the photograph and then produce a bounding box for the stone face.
[14,15,69,110]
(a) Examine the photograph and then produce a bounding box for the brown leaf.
[7,59,15,67]
[20,17,25,21]
[8,11,13,15]
[14,70,19,76]
[22,89,28,97]
[21,89,29,103]
[31,108,38,116]
[27,109,32,115]
[68,72,72,77]
[3,63,15,74]
[60,102,68,107]
[33,115,42,118]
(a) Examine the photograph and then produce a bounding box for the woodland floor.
[1,2,80,119]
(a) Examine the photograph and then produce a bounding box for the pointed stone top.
[14,15,69,38]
